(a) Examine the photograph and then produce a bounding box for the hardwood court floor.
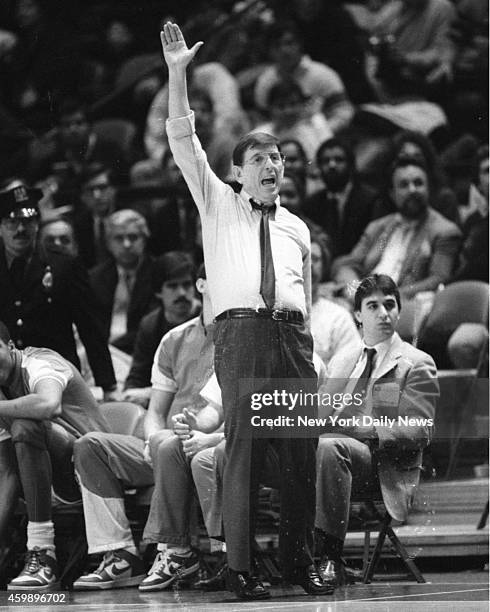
[1,571,488,612]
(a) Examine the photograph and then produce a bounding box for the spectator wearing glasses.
[28,97,128,194]
[73,164,118,269]
[0,183,117,399]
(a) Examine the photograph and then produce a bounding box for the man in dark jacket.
[303,138,381,258]
[0,183,117,397]
[89,209,167,355]
[123,251,199,407]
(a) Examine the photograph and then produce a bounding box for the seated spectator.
[358,0,455,102]
[279,172,330,245]
[446,0,489,136]
[310,236,361,368]
[2,0,80,133]
[38,215,133,391]
[0,321,111,590]
[376,130,459,224]
[280,139,307,183]
[28,97,128,193]
[72,265,215,591]
[145,56,248,163]
[136,88,233,182]
[304,138,382,258]
[331,158,462,301]
[269,0,373,104]
[143,150,202,261]
[451,144,488,282]
[253,80,332,163]
[89,209,166,355]
[123,252,200,407]
[73,164,118,269]
[254,20,354,134]
[0,183,117,398]
[446,145,489,371]
[38,216,78,259]
[315,274,439,587]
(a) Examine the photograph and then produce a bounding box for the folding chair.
[357,498,425,584]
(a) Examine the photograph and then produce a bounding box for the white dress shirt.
[167,112,312,319]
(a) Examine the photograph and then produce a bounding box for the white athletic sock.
[27,521,56,557]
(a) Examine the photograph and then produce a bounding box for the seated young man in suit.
[315,274,439,587]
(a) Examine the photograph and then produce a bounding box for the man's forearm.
[0,395,60,420]
[167,67,191,119]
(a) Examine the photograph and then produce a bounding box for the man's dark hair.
[267,80,307,108]
[158,251,195,285]
[232,133,281,166]
[391,130,441,187]
[390,156,429,188]
[316,137,356,173]
[0,321,11,344]
[354,274,401,312]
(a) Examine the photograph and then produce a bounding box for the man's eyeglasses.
[243,152,286,167]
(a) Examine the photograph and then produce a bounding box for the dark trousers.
[214,317,317,573]
[316,436,378,542]
[0,419,76,529]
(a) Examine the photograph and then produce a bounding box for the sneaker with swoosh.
[73,549,146,590]
[8,548,59,590]
[138,550,200,591]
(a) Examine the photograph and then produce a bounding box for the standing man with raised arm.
[161,23,331,600]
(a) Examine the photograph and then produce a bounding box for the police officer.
[0,183,117,397]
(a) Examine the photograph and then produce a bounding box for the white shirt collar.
[240,188,281,210]
[362,333,396,370]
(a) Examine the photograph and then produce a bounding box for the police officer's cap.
[0,185,42,220]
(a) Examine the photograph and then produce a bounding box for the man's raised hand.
[161,22,203,69]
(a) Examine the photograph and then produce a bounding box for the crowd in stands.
[0,0,487,598]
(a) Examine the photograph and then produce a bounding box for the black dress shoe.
[285,564,334,595]
[194,562,228,591]
[227,569,271,600]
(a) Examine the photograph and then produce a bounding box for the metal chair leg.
[385,525,425,583]
[477,501,489,530]
[363,519,389,583]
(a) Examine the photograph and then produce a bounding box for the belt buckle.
[271,309,284,321]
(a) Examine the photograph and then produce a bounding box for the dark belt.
[215,308,304,324]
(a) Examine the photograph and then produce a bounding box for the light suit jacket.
[332,208,461,291]
[321,332,439,521]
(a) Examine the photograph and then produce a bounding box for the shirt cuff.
[166,112,195,140]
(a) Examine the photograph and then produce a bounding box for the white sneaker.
[8,548,59,590]
[73,549,146,590]
[139,550,199,592]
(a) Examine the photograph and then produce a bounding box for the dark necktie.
[250,199,276,310]
[326,193,340,229]
[352,347,377,399]
[10,257,27,291]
